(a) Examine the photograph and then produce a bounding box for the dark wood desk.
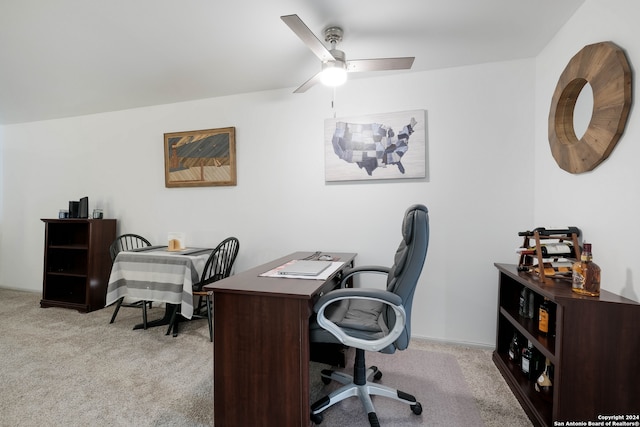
[204,251,357,427]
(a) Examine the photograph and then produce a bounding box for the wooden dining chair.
[108,234,154,328]
[166,236,240,341]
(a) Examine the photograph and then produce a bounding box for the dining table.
[105,246,213,329]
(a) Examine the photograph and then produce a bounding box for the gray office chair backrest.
[383,204,429,351]
[311,204,429,354]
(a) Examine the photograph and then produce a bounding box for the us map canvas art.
[324,110,427,182]
[164,127,236,188]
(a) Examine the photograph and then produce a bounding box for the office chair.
[108,234,154,328]
[166,236,239,341]
[309,204,429,426]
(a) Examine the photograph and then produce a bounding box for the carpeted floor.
[309,348,484,426]
[0,288,531,426]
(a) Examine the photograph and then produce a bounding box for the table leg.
[166,304,181,337]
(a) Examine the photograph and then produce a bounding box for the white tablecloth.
[105,248,212,319]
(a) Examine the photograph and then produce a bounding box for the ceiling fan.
[281,14,415,93]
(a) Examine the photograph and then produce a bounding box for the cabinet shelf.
[41,219,116,313]
[47,271,88,278]
[48,244,88,250]
[499,307,555,362]
[494,263,640,426]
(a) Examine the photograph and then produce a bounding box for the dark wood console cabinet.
[40,219,116,313]
[493,263,640,426]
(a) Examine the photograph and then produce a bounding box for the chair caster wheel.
[372,366,382,381]
[320,369,333,385]
[311,412,323,424]
[411,401,423,415]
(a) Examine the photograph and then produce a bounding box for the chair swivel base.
[310,350,423,426]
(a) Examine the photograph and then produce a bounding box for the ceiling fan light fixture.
[281,15,414,93]
[320,61,347,87]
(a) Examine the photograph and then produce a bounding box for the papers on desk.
[260,260,345,280]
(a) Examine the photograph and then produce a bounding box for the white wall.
[534,0,640,303]
[0,59,535,347]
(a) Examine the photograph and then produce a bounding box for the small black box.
[69,201,79,218]
[79,196,88,218]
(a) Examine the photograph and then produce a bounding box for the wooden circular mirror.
[548,42,632,174]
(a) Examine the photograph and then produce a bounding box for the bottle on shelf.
[572,242,601,296]
[538,298,551,335]
[520,340,541,380]
[508,332,521,365]
[527,289,535,318]
[519,288,535,319]
[520,340,532,377]
[535,358,553,398]
[519,288,528,317]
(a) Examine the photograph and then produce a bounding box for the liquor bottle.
[508,332,521,365]
[531,346,543,380]
[517,242,575,258]
[538,298,551,335]
[520,340,533,378]
[527,290,535,319]
[519,288,528,317]
[535,358,553,398]
[538,242,575,257]
[533,261,573,277]
[519,288,535,319]
[572,242,601,296]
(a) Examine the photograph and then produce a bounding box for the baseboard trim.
[410,335,494,351]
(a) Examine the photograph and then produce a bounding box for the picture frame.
[324,110,427,182]
[164,127,236,188]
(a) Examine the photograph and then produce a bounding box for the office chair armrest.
[314,288,406,352]
[339,265,391,288]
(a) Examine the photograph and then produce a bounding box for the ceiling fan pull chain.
[332,87,337,118]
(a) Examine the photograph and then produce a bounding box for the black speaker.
[69,201,79,218]
[79,196,88,218]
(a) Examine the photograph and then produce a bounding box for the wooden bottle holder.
[518,227,581,285]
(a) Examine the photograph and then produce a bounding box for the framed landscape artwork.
[324,110,427,182]
[164,127,236,188]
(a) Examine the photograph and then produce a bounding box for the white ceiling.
[0,0,584,125]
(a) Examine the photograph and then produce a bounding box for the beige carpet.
[0,288,531,426]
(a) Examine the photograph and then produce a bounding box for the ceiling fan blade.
[281,14,334,62]
[293,71,323,93]
[347,57,415,73]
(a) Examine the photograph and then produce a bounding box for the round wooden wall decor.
[548,41,632,174]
